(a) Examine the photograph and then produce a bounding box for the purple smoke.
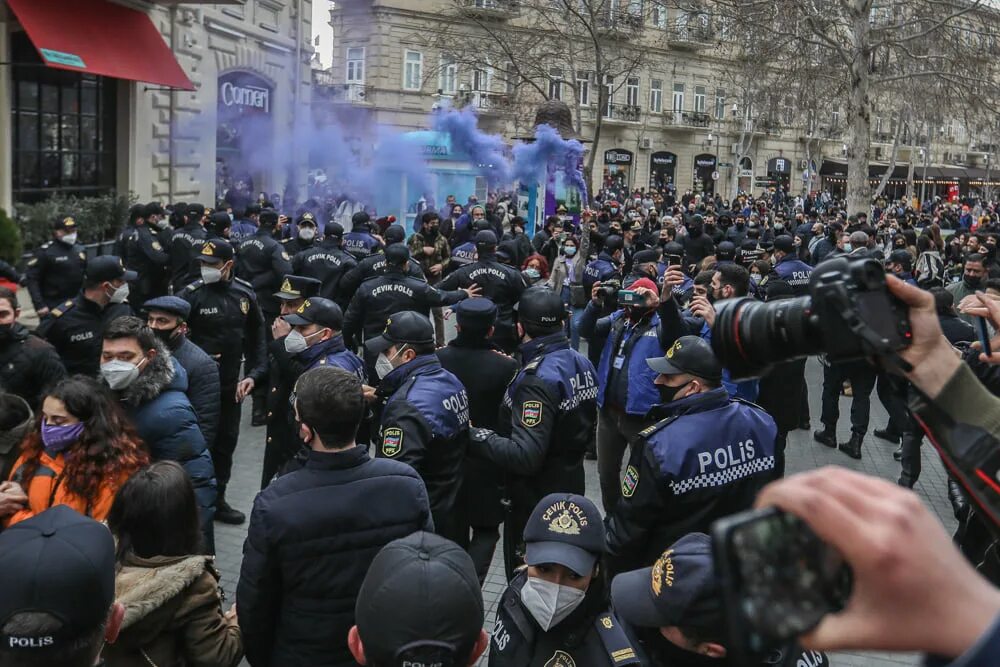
[512,123,589,205]
[432,105,512,187]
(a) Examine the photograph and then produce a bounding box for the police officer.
[231,203,260,243]
[179,239,267,524]
[768,235,813,296]
[447,218,491,275]
[604,336,777,574]
[436,298,520,581]
[263,296,365,488]
[344,244,475,376]
[122,203,170,307]
[204,211,232,242]
[440,231,527,353]
[611,534,829,667]
[281,212,319,256]
[489,493,647,667]
[340,224,426,297]
[25,215,86,317]
[37,256,135,376]
[343,211,384,260]
[169,203,208,293]
[367,311,470,542]
[236,209,293,325]
[468,288,598,580]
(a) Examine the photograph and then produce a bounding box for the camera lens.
[711,296,822,379]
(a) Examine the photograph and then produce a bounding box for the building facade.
[318,0,1000,204]
[0,0,314,212]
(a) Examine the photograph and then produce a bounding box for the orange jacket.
[6,451,126,526]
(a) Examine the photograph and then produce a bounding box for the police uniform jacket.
[236,229,294,315]
[605,388,778,573]
[25,240,86,310]
[374,354,470,542]
[338,252,426,298]
[447,241,478,274]
[582,253,621,295]
[438,252,526,336]
[489,571,647,667]
[770,255,813,296]
[237,445,433,667]
[342,230,383,260]
[471,333,598,512]
[169,222,207,293]
[280,236,317,257]
[0,323,66,409]
[291,240,358,307]
[123,224,170,302]
[437,333,520,527]
[343,270,468,347]
[178,278,267,386]
[37,294,132,376]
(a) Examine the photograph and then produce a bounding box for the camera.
[712,256,912,379]
[597,279,622,299]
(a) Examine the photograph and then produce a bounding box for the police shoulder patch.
[621,464,639,498]
[151,241,162,251]
[240,297,250,315]
[381,427,403,457]
[26,258,38,266]
[544,650,576,667]
[281,251,291,261]
[520,400,542,427]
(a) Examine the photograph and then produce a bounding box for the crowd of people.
[1,186,1000,667]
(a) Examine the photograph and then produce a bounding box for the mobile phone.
[712,507,852,664]
[618,289,643,305]
[976,316,992,357]
[666,254,683,267]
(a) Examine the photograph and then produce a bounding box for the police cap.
[86,256,137,284]
[142,296,191,320]
[452,297,497,331]
[296,212,317,227]
[207,212,232,234]
[472,218,492,233]
[274,275,322,301]
[604,235,624,252]
[518,287,565,329]
[52,215,77,231]
[351,211,371,229]
[610,533,721,628]
[474,230,498,247]
[186,203,206,220]
[385,224,406,244]
[773,235,795,253]
[365,311,434,354]
[197,239,235,264]
[283,297,343,330]
[355,532,483,667]
[145,202,165,217]
[324,221,344,238]
[646,335,722,383]
[662,241,684,258]
[245,203,262,216]
[716,241,736,261]
[128,204,146,223]
[523,493,605,576]
[384,243,409,265]
[632,249,660,266]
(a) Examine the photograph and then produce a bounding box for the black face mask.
[965,275,983,288]
[153,326,179,344]
[0,323,14,344]
[657,380,689,404]
[689,226,703,238]
[426,226,439,239]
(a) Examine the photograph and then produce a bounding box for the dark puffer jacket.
[118,347,217,527]
[237,445,434,667]
[0,323,66,409]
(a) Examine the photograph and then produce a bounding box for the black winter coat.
[0,323,66,409]
[237,446,433,667]
[167,334,221,448]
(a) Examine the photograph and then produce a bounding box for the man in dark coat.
[237,366,432,667]
[436,298,519,582]
[0,287,66,410]
[142,296,221,450]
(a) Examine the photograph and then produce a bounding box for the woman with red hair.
[3,375,149,525]
[521,254,550,287]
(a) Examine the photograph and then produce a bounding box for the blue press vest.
[596,311,662,415]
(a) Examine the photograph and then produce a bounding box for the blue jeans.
[561,286,586,350]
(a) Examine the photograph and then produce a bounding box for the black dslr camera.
[597,278,622,300]
[712,256,912,379]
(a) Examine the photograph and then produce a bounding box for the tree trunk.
[585,55,605,198]
[872,121,903,200]
[845,10,873,215]
[905,157,916,204]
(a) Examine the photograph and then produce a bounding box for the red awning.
[7,0,194,90]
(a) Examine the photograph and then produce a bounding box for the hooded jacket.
[104,554,242,667]
[0,323,66,410]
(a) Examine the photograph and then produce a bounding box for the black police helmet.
[518,287,565,335]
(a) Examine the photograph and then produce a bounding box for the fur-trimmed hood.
[120,342,184,407]
[115,555,212,630]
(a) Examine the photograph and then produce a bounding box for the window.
[650,78,662,113]
[672,83,684,112]
[473,67,490,91]
[576,71,590,106]
[439,56,457,94]
[604,75,614,118]
[715,90,725,119]
[505,63,517,94]
[403,50,423,91]
[346,47,365,83]
[694,85,705,113]
[831,106,841,127]
[11,33,116,203]
[874,116,883,135]
[549,68,563,101]
[652,3,667,28]
[626,77,639,107]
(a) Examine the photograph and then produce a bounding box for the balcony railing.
[873,132,895,143]
[666,23,713,49]
[597,9,644,35]
[603,103,641,122]
[470,91,513,113]
[663,110,712,128]
[320,82,371,104]
[458,0,520,19]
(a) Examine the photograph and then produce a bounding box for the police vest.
[596,311,661,416]
[386,364,470,440]
[583,257,617,291]
[343,232,379,258]
[503,348,598,414]
[773,257,813,293]
[451,241,476,266]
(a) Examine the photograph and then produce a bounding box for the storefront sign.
[40,49,86,69]
[767,157,791,174]
[605,149,633,165]
[218,71,272,115]
[694,154,717,169]
[650,151,676,167]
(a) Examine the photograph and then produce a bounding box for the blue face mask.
[843,243,853,252]
[564,246,577,257]
[524,268,541,280]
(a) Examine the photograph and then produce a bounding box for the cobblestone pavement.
[216,356,957,667]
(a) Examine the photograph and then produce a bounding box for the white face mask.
[101,358,144,390]
[201,266,224,284]
[106,283,129,304]
[299,227,316,241]
[154,218,170,230]
[519,576,587,631]
[61,232,78,246]
[375,346,406,380]
[284,329,325,354]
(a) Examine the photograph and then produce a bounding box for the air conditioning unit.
[959,153,968,163]
[943,151,953,162]
[730,143,741,155]
[799,159,808,169]
[639,138,652,150]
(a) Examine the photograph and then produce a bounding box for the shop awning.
[868,163,910,179]
[819,159,848,176]
[7,0,194,90]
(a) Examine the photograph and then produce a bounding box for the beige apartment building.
[0,0,314,212]
[318,0,999,203]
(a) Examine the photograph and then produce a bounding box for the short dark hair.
[420,211,439,225]
[966,253,985,266]
[715,263,750,297]
[984,278,1000,293]
[107,461,202,562]
[930,287,955,315]
[405,341,437,357]
[0,612,105,667]
[294,367,364,449]
[103,316,157,351]
[0,287,18,311]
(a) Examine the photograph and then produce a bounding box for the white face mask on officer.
[299,226,316,242]
[375,345,407,380]
[284,328,327,354]
[106,282,129,304]
[201,262,228,284]
[519,576,587,631]
[61,232,78,245]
